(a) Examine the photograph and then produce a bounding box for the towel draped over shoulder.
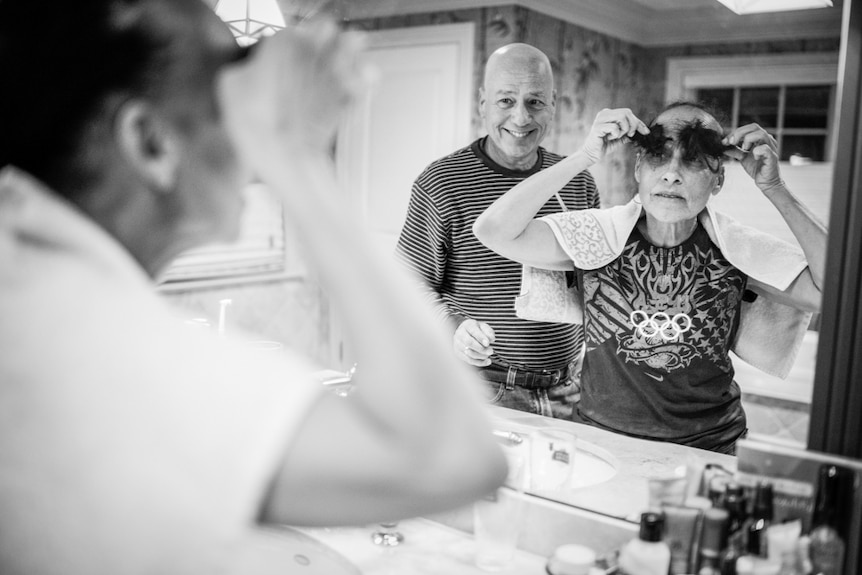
[517,200,812,378]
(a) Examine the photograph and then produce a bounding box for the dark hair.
[630,100,729,174]
[0,0,223,199]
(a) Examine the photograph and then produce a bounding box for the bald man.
[396,43,600,419]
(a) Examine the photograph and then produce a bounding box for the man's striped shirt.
[396,138,600,371]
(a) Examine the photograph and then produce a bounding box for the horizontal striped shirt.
[396,138,599,371]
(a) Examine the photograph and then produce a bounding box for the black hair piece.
[633,119,731,173]
[629,123,669,156]
[676,120,728,173]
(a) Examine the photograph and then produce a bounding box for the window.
[156,182,290,290]
[666,53,839,162]
[697,84,834,161]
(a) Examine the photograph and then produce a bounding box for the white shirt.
[0,167,323,574]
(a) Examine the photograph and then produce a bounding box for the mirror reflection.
[163,0,842,523]
[330,0,841,520]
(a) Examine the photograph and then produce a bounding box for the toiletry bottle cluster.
[614,463,851,575]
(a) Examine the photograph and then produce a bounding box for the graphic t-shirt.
[577,222,748,452]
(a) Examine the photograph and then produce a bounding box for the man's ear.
[634,153,642,184]
[114,100,180,193]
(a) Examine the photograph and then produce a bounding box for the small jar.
[546,544,597,575]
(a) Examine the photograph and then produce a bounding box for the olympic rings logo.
[629,310,692,342]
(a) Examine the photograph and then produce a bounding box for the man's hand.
[454,319,495,367]
[581,108,649,164]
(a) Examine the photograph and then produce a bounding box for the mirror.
[331,0,844,521]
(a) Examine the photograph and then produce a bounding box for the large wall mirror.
[326,0,856,524]
[184,0,857,536]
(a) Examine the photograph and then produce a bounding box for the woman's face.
[635,106,724,225]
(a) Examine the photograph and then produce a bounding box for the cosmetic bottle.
[765,521,803,575]
[697,507,729,575]
[722,482,748,544]
[546,544,597,575]
[808,464,851,575]
[663,505,702,575]
[744,482,773,557]
[618,512,671,575]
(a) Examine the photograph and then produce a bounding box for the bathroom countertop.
[487,406,737,522]
[300,517,550,575]
[293,408,739,570]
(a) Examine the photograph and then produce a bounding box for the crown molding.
[342,0,842,46]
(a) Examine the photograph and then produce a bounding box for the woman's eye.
[645,150,670,164]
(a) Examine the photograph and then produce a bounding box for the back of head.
[0,0,221,200]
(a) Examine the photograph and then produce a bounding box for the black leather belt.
[478,363,570,390]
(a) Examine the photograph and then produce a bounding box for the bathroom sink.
[236,525,362,574]
[490,416,619,493]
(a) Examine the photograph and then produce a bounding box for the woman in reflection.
[473,103,826,454]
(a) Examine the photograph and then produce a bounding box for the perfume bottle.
[697,508,729,575]
[808,464,852,575]
[618,512,671,575]
[723,482,748,543]
[744,482,773,557]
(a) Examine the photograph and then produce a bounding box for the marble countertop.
[300,517,550,575]
[292,407,739,572]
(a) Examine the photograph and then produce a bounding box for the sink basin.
[236,525,362,574]
[490,417,619,493]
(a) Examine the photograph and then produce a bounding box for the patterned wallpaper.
[164,4,839,371]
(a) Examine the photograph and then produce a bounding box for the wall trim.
[665,52,840,102]
[344,0,841,46]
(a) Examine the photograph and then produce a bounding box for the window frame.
[665,52,840,160]
[156,183,304,292]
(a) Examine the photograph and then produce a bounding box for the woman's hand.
[580,108,649,164]
[216,20,370,169]
[723,124,784,194]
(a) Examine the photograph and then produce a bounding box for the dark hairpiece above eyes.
[629,123,669,156]
[632,119,730,174]
[677,120,727,163]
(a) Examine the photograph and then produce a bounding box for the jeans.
[478,359,581,420]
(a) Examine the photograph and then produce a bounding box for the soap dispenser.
[618,512,671,575]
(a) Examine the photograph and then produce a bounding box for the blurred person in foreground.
[474,103,825,454]
[0,1,507,573]
[396,43,600,419]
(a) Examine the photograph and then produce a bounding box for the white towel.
[536,199,812,379]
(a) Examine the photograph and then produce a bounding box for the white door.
[337,22,475,256]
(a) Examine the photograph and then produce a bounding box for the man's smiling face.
[479,50,555,171]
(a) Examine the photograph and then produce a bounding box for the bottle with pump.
[618,512,671,575]
[697,507,729,575]
[744,482,773,557]
[808,464,851,575]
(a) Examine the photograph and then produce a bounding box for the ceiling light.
[715,0,833,14]
[215,0,286,46]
